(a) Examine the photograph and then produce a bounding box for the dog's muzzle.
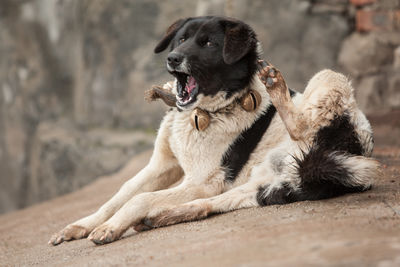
[166,52,199,108]
[167,52,184,70]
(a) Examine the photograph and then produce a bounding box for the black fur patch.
[222,103,277,182]
[293,149,368,201]
[256,183,297,206]
[314,114,363,155]
[222,89,297,182]
[256,114,368,206]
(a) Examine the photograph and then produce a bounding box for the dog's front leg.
[49,165,182,246]
[87,172,225,245]
[49,118,182,246]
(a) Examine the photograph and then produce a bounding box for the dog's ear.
[220,20,257,64]
[154,18,189,53]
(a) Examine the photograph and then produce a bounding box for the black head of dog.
[154,16,259,110]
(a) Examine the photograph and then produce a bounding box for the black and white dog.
[50,16,379,246]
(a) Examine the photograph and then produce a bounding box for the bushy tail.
[293,145,380,201]
[257,145,381,206]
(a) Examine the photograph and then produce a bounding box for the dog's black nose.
[167,52,184,68]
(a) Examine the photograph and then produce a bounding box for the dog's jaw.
[175,73,200,108]
[166,70,202,110]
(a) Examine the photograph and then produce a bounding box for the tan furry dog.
[49,16,379,246]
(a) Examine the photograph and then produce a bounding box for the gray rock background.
[0,0,399,214]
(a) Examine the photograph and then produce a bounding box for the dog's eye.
[206,41,213,47]
[179,38,185,44]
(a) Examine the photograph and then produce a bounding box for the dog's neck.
[194,75,266,114]
[187,77,268,131]
[195,89,248,114]
[145,75,270,131]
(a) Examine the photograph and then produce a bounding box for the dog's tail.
[257,145,381,206]
[292,145,380,201]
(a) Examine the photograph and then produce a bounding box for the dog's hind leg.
[257,60,309,141]
[141,180,264,228]
[49,116,183,246]
[257,61,355,143]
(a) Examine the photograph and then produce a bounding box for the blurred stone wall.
[338,0,400,113]
[0,0,398,214]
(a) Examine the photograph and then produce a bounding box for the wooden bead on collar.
[190,108,210,131]
[240,89,261,112]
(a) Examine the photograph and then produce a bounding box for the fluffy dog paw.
[87,224,122,245]
[257,60,279,87]
[48,225,89,246]
[257,60,287,95]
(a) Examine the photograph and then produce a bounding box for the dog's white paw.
[48,224,89,246]
[88,223,123,245]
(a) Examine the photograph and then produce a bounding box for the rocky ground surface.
[0,115,399,267]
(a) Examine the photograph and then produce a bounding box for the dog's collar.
[144,85,262,131]
[190,88,261,131]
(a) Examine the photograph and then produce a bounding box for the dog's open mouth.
[174,72,199,107]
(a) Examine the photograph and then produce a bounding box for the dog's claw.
[257,59,270,72]
[268,68,276,77]
[48,234,63,246]
[266,77,274,87]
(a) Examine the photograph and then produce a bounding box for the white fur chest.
[167,109,240,180]
[165,80,272,182]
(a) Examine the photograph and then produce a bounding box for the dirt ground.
[1,114,400,267]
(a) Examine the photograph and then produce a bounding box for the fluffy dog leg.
[257,60,309,141]
[88,172,225,245]
[143,182,261,228]
[49,117,182,246]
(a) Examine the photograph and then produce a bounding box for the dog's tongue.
[185,76,196,94]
